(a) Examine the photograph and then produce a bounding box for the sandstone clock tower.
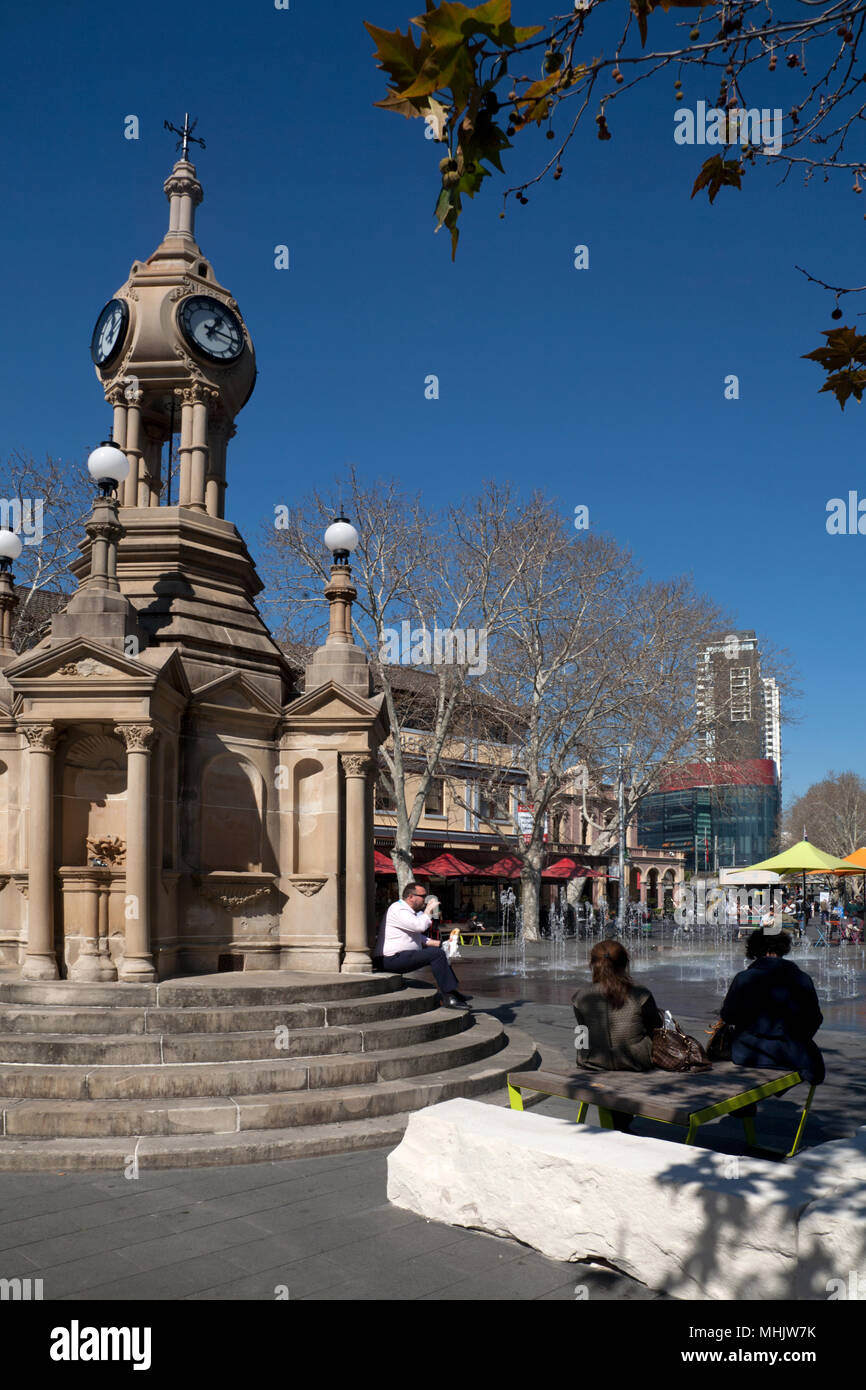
[0,121,387,981]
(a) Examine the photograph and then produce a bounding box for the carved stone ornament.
[116,724,158,754]
[291,878,327,897]
[164,173,203,205]
[87,520,123,544]
[341,753,374,779]
[0,875,9,893]
[22,724,57,753]
[196,880,274,913]
[86,836,126,866]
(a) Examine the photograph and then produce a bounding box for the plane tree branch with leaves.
[366,0,866,405]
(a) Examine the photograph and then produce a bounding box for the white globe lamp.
[87,441,130,496]
[324,514,359,566]
[0,529,23,573]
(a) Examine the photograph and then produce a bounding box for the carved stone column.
[189,384,216,512]
[22,724,59,980]
[205,418,233,518]
[341,753,375,973]
[176,387,195,506]
[117,724,158,982]
[123,396,143,510]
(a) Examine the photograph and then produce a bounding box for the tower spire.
[161,114,204,247]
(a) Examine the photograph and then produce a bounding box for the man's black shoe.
[442,993,471,1011]
[451,990,473,1002]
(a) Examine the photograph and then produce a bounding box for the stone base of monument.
[0,976,537,1171]
[387,1099,866,1301]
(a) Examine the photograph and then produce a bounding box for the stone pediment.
[284,681,387,728]
[4,637,155,685]
[190,670,283,718]
[134,648,192,698]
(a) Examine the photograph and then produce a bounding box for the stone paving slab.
[0,956,861,1300]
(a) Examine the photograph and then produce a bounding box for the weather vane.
[163,113,205,162]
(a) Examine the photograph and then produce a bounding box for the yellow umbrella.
[739,839,857,927]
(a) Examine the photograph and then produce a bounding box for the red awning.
[542,858,601,879]
[476,855,523,879]
[374,851,430,876]
[416,852,478,878]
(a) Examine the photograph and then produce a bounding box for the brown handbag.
[705,1019,734,1061]
[651,1017,712,1071]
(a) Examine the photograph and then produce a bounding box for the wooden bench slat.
[508,1065,801,1127]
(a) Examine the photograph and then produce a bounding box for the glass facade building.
[639,766,781,872]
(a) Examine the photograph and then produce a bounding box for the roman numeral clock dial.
[177,295,244,363]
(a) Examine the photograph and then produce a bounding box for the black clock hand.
[203,324,238,345]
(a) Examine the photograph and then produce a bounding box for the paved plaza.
[0,939,862,1301]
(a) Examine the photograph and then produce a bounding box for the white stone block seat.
[387,1100,866,1300]
[507,1063,817,1157]
[0,973,537,1170]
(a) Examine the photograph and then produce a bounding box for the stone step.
[0,1014,503,1106]
[0,1030,539,1167]
[0,987,437,1036]
[0,971,405,1009]
[0,1005,468,1065]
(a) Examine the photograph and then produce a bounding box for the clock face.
[90,298,129,367]
[178,295,244,363]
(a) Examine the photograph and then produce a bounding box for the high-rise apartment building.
[640,631,782,871]
[695,631,781,774]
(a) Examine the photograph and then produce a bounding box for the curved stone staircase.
[0,973,537,1170]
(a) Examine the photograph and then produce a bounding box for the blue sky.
[1,0,863,804]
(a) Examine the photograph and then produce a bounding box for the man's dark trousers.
[378,946,459,995]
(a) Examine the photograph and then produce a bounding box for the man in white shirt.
[374,882,470,1010]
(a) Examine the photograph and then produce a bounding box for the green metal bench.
[507,1064,816,1158]
[457,928,510,947]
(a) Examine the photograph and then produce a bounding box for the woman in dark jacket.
[572,942,663,1130]
[720,928,825,1084]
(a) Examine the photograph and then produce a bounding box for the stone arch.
[60,733,128,866]
[294,757,324,875]
[200,751,263,872]
[662,868,676,914]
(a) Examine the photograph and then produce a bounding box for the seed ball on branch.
[439,156,462,189]
[831,307,843,319]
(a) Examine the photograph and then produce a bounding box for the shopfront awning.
[476,855,523,879]
[374,851,430,876]
[542,857,601,880]
[415,852,478,878]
